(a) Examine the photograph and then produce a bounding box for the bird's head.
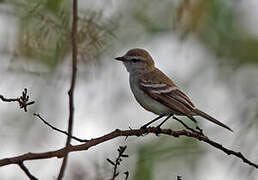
[115,48,155,74]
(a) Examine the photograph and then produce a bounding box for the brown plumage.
[116,48,233,132]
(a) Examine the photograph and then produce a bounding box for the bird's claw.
[155,126,162,136]
[140,125,148,130]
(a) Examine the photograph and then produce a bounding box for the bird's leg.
[188,117,203,134]
[141,114,165,129]
[156,115,173,129]
[155,115,173,136]
[187,115,197,123]
[195,125,203,135]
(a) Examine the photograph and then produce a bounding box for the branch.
[0,88,35,112]
[0,127,257,170]
[18,162,38,180]
[173,116,203,134]
[107,146,129,180]
[34,113,88,142]
[57,0,78,179]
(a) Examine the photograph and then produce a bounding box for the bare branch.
[0,127,257,169]
[0,95,19,102]
[57,0,78,179]
[0,88,35,112]
[18,162,38,180]
[108,146,129,180]
[33,113,88,142]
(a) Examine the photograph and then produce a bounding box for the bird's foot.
[196,125,204,135]
[140,125,151,135]
[155,126,162,136]
[140,125,148,130]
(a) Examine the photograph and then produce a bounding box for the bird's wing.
[139,69,233,131]
[139,71,196,122]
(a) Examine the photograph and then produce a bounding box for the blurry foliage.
[5,0,113,69]
[15,0,71,68]
[77,12,114,64]
[134,144,154,180]
[130,0,174,33]
[174,0,258,66]
[112,0,175,45]
[117,0,258,66]
[133,135,205,180]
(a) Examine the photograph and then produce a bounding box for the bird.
[115,48,232,132]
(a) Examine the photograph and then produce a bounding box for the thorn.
[124,171,129,180]
[121,154,129,158]
[106,158,115,166]
[155,127,161,136]
[177,176,182,180]
[125,136,129,140]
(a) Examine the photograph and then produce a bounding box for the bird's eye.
[131,59,140,63]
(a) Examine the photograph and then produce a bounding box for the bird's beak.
[115,56,126,61]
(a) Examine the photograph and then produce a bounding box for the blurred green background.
[0,0,258,179]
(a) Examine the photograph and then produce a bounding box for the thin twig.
[124,171,129,180]
[33,113,88,142]
[177,176,182,180]
[0,127,257,169]
[0,88,35,112]
[57,0,78,179]
[107,146,129,180]
[0,95,19,102]
[173,116,203,134]
[18,162,38,180]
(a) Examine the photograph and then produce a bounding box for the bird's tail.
[192,108,233,132]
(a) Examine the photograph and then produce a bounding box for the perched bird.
[115,48,232,132]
